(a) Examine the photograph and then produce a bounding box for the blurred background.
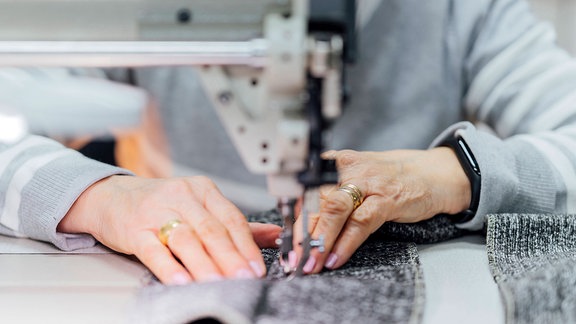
[529,0,576,55]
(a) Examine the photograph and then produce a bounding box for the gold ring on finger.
[338,183,364,210]
[158,219,182,245]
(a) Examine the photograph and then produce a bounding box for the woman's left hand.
[293,147,471,274]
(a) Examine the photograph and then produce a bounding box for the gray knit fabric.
[375,214,469,244]
[247,209,469,244]
[132,239,423,324]
[487,213,576,324]
[131,211,469,324]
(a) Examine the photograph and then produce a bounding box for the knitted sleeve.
[0,136,133,250]
[0,68,140,250]
[433,0,576,230]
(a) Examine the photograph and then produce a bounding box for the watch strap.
[439,135,481,223]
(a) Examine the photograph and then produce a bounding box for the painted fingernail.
[288,251,298,269]
[325,253,338,269]
[206,274,224,282]
[236,268,256,279]
[303,255,317,273]
[249,261,265,278]
[171,272,192,285]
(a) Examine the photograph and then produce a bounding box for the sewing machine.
[0,2,507,323]
[0,0,356,275]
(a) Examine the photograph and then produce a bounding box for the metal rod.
[0,40,268,67]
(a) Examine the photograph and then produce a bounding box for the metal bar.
[0,40,268,67]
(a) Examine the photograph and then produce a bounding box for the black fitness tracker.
[439,134,481,223]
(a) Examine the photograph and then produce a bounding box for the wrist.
[438,135,481,222]
[57,176,115,239]
[427,147,472,215]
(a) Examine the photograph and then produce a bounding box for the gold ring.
[158,219,182,245]
[338,183,364,210]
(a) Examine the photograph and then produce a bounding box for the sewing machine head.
[0,0,357,276]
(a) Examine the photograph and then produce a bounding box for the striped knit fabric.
[487,214,576,324]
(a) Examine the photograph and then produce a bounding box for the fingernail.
[288,251,298,269]
[236,268,256,279]
[171,272,192,285]
[325,253,338,269]
[303,255,317,273]
[206,274,224,282]
[249,261,265,278]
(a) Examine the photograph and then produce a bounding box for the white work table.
[0,238,147,324]
[419,235,504,324]
[0,234,503,324]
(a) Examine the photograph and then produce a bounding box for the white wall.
[528,0,576,55]
[359,0,576,55]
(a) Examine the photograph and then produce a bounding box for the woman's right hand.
[292,148,471,274]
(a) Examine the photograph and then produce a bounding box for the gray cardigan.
[1,0,576,250]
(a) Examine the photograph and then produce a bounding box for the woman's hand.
[293,148,471,274]
[58,175,282,284]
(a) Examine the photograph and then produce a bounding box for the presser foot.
[282,234,325,279]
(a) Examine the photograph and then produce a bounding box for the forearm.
[0,135,132,250]
[442,0,576,229]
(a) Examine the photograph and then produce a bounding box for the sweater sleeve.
[433,0,576,230]
[0,135,133,250]
[0,67,142,250]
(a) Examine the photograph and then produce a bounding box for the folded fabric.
[487,213,576,324]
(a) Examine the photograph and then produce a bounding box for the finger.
[189,210,260,279]
[133,231,193,285]
[292,185,336,248]
[296,188,355,274]
[291,210,321,271]
[292,210,321,255]
[249,222,282,248]
[321,150,338,159]
[320,184,338,197]
[180,196,261,279]
[323,200,379,270]
[167,222,225,282]
[200,180,267,277]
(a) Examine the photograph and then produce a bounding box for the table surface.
[0,234,503,324]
